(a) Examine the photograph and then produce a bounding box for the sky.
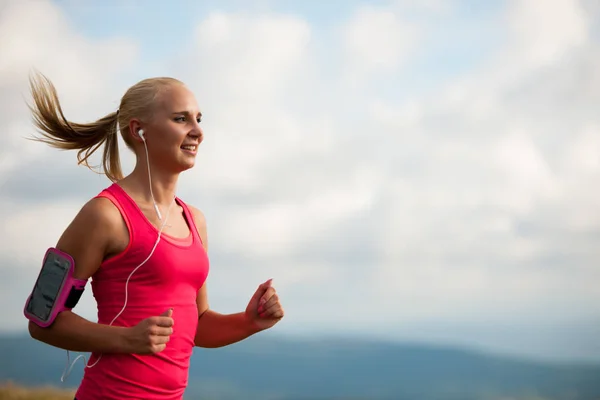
[1,0,599,363]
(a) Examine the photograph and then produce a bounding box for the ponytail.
[27,72,124,182]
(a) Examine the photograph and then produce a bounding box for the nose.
[189,124,203,143]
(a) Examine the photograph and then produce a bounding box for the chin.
[178,160,196,172]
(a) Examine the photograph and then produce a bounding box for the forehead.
[156,84,200,114]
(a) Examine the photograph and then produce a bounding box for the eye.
[174,116,185,122]
[196,116,202,123]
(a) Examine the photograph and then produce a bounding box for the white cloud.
[340,5,419,77]
[563,124,600,175]
[391,0,457,14]
[0,0,138,175]
[192,11,311,99]
[491,129,558,209]
[507,0,589,68]
[337,0,600,357]
[0,0,137,99]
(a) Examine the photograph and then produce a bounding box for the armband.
[23,248,87,328]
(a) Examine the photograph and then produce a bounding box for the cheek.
[164,125,187,145]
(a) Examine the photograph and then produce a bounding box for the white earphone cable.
[142,132,163,221]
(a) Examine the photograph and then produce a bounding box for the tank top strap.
[94,184,138,239]
[96,183,201,247]
[177,198,204,247]
[98,183,151,232]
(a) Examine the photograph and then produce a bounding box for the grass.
[0,381,75,400]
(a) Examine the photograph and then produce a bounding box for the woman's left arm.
[189,206,285,348]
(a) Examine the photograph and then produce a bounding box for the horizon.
[4,328,600,369]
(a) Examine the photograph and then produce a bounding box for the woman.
[25,72,285,399]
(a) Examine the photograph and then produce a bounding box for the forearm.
[194,310,261,348]
[28,310,129,354]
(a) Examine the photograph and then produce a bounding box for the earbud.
[138,129,145,141]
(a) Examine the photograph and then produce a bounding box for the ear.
[128,118,145,143]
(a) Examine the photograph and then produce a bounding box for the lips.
[180,144,197,152]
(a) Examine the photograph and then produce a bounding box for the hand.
[245,279,285,331]
[125,308,174,354]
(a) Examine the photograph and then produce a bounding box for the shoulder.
[187,204,206,228]
[71,197,121,229]
[55,196,126,279]
[75,195,124,230]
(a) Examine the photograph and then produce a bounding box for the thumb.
[262,278,273,289]
[250,279,272,303]
[257,278,273,294]
[160,308,173,317]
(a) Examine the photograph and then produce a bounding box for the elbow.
[28,320,41,340]
[28,320,49,343]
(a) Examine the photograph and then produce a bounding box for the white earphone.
[138,128,145,141]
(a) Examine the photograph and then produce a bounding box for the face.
[134,83,204,173]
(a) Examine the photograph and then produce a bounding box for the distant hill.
[1,333,599,400]
[0,382,74,400]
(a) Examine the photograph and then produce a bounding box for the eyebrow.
[172,110,202,117]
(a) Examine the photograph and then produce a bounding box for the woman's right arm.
[27,197,174,355]
[27,197,131,353]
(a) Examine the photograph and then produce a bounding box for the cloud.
[507,0,589,68]
[340,5,419,76]
[0,0,139,187]
[356,0,600,335]
[1,0,599,363]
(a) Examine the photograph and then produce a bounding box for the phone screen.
[26,252,70,322]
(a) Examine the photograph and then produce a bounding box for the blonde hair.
[27,71,183,182]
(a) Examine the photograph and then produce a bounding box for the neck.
[125,160,179,207]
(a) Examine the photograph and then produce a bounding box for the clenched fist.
[125,308,174,354]
[245,279,285,331]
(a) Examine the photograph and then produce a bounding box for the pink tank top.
[75,183,210,400]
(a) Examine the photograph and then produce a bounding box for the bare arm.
[188,206,262,348]
[28,197,131,354]
[194,285,262,348]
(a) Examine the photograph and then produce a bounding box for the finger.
[249,279,273,311]
[155,316,174,328]
[260,302,284,318]
[256,279,273,296]
[260,309,284,320]
[259,287,276,307]
[151,343,167,354]
[150,326,173,337]
[269,309,284,319]
[249,280,271,304]
[151,335,171,347]
[265,292,279,307]
[259,292,278,312]
[160,308,173,317]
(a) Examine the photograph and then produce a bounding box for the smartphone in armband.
[23,248,87,328]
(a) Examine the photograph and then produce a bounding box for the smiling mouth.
[181,145,197,152]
